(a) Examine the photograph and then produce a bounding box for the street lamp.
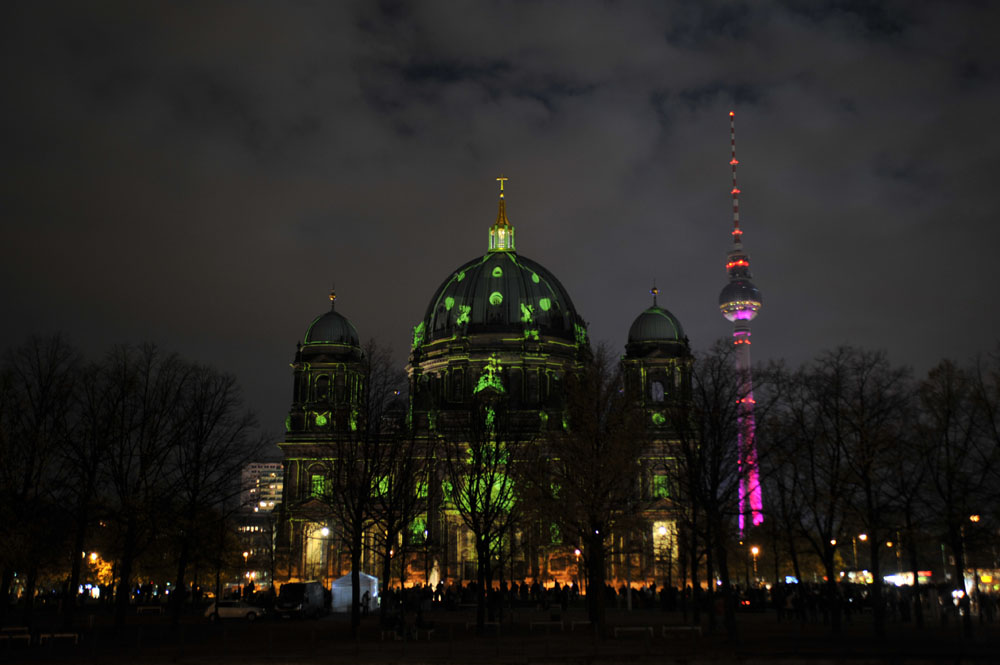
[852,534,867,571]
[751,546,759,582]
[574,548,582,593]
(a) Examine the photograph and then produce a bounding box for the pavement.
[1,605,998,664]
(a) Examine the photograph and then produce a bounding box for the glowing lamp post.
[751,546,759,582]
[574,547,582,592]
[852,533,867,571]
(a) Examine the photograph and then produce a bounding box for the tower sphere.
[718,279,762,323]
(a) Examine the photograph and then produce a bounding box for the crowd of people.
[373,578,1000,627]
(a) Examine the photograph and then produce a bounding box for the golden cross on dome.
[496,175,508,196]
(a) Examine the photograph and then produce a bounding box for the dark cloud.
[1,0,997,441]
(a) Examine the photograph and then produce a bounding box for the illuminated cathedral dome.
[413,183,586,348]
[419,252,583,344]
[303,291,360,348]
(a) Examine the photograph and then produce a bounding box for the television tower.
[718,111,763,535]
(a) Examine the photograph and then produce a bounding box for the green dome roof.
[419,251,585,345]
[304,306,360,347]
[628,305,685,343]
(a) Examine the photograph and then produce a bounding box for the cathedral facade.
[274,185,691,590]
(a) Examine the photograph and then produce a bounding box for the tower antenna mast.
[719,110,764,536]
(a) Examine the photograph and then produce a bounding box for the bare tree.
[778,350,852,635]
[917,359,991,639]
[103,344,190,625]
[0,334,79,626]
[835,348,912,640]
[314,340,400,636]
[666,340,778,641]
[538,344,646,630]
[440,389,525,632]
[371,425,424,609]
[167,364,264,623]
[60,358,117,629]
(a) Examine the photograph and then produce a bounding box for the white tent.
[330,572,379,612]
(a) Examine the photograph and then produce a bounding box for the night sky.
[2,1,997,447]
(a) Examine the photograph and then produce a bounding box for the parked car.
[275,581,325,619]
[205,600,264,622]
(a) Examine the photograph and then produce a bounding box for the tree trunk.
[714,524,738,643]
[351,532,362,636]
[950,527,973,639]
[788,530,802,584]
[907,533,924,629]
[689,531,701,626]
[380,542,392,617]
[63,515,88,630]
[704,532,716,632]
[823,556,841,634]
[171,539,191,625]
[867,535,885,640]
[0,567,13,627]
[475,539,489,631]
[585,536,606,629]
[114,532,137,627]
[22,567,38,627]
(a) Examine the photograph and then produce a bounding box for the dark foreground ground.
[2,605,997,665]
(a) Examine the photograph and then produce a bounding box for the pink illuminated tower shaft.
[719,111,763,536]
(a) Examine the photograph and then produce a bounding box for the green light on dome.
[456,305,471,325]
[520,302,534,322]
[531,273,540,284]
[538,410,549,423]
[315,412,328,427]
[410,516,427,539]
[523,329,539,341]
[350,408,358,431]
[652,412,666,426]
[456,271,465,282]
[474,355,505,394]
[574,323,588,345]
[492,266,503,278]
[412,321,425,348]
[285,415,291,432]
[445,296,455,310]
[489,291,503,306]
[485,406,495,429]
[539,298,551,311]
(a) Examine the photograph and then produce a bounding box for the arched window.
[650,380,665,403]
[314,375,330,402]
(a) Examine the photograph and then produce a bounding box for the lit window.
[311,474,326,498]
[653,475,670,499]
